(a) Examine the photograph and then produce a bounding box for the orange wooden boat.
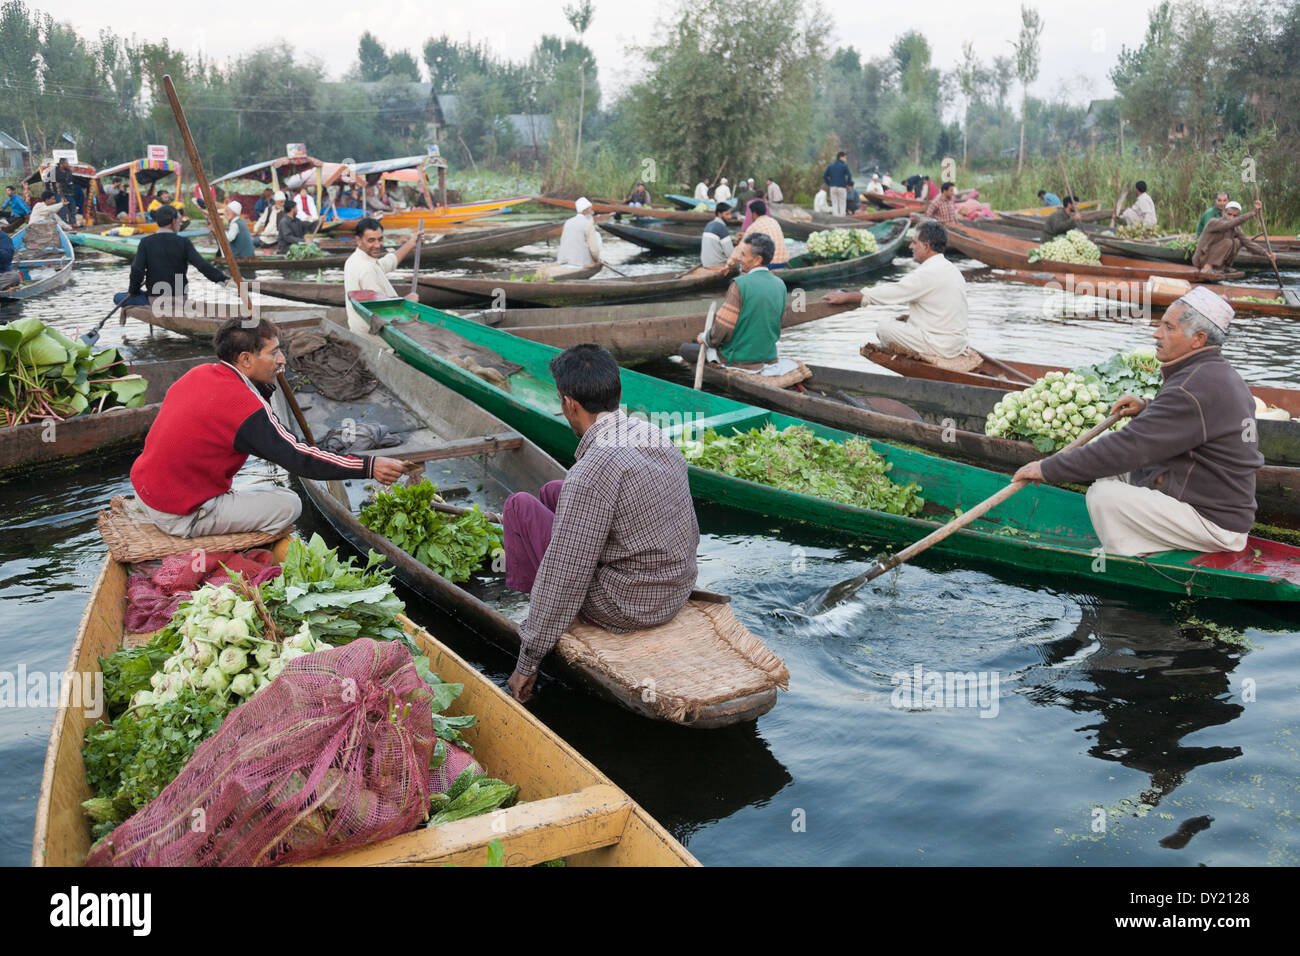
[944,222,1243,282]
[997,269,1300,319]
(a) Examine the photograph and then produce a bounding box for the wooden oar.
[806,411,1125,612]
[694,301,718,390]
[408,228,423,296]
[1250,181,1291,300]
[80,301,124,346]
[598,259,630,277]
[162,74,338,497]
[1057,154,1076,208]
[1111,172,1123,228]
[973,349,1035,385]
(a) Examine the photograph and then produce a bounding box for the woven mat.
[721,360,812,389]
[557,601,789,724]
[97,496,289,563]
[870,342,983,373]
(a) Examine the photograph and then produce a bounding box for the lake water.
[2,223,1297,866]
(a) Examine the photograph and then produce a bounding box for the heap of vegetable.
[1027,229,1102,265]
[806,228,879,261]
[1116,223,1164,240]
[359,479,503,583]
[0,318,147,426]
[984,349,1162,452]
[285,241,327,260]
[1236,295,1286,305]
[82,535,487,840]
[680,423,925,516]
[1162,235,1199,256]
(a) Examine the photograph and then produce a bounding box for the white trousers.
[829,187,848,217]
[876,316,968,360]
[1085,476,1248,557]
[134,487,301,538]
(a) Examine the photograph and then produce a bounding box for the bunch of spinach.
[683,424,925,516]
[359,480,503,584]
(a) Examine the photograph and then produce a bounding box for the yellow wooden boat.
[999,200,1100,217]
[32,541,697,867]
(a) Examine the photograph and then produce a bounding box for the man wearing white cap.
[714,178,732,203]
[865,173,884,196]
[1192,199,1275,275]
[1013,287,1263,557]
[557,197,602,268]
[252,191,288,248]
[222,201,255,258]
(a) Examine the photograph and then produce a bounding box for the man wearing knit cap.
[1013,287,1262,556]
[1192,199,1275,274]
[557,196,602,268]
[222,201,255,258]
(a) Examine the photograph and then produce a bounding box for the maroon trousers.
[502,480,564,593]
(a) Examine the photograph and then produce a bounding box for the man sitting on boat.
[625,181,651,207]
[1196,192,1229,237]
[253,191,288,249]
[1,185,30,226]
[700,233,793,373]
[822,221,970,364]
[501,344,699,702]
[27,192,65,226]
[1118,181,1157,226]
[1037,189,1063,207]
[1192,200,1274,275]
[557,196,602,268]
[292,186,319,223]
[701,201,734,267]
[1013,287,1262,557]
[813,186,831,213]
[925,181,958,224]
[342,216,425,336]
[119,206,228,308]
[1043,195,1082,239]
[727,199,788,269]
[693,179,709,201]
[865,174,884,196]
[129,317,407,538]
[222,201,256,258]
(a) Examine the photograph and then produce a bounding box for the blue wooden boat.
[1,222,74,302]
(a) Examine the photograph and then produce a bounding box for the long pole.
[1251,179,1286,293]
[161,74,317,446]
[694,302,718,390]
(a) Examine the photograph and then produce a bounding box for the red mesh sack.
[86,639,437,867]
[430,742,481,795]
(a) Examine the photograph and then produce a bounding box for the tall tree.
[955,41,982,166]
[563,0,594,165]
[1012,4,1044,174]
[357,31,389,81]
[884,32,942,165]
[387,50,422,82]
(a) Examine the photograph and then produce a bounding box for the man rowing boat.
[1192,200,1274,275]
[700,233,787,369]
[501,344,699,702]
[1042,195,1082,239]
[119,205,228,306]
[129,317,407,538]
[1012,287,1262,557]
[822,221,970,362]
[557,196,602,268]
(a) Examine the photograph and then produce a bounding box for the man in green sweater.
[1195,192,1229,237]
[697,233,786,368]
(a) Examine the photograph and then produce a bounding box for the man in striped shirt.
[502,345,699,702]
[925,181,958,224]
[130,318,407,537]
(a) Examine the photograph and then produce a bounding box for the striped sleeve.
[232,407,373,480]
[705,281,744,348]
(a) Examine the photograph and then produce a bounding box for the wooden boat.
[999,201,1101,217]
[32,536,697,866]
[88,157,183,229]
[122,301,347,338]
[778,219,909,284]
[360,296,1300,601]
[0,357,205,478]
[211,154,326,224]
[273,322,785,726]
[996,269,1300,319]
[1094,234,1300,271]
[598,220,726,253]
[67,231,358,271]
[532,196,717,223]
[25,159,96,222]
[943,222,1244,282]
[773,207,910,238]
[683,345,1300,529]
[254,277,485,310]
[323,197,533,234]
[1,222,75,301]
[419,265,725,308]
[461,297,857,364]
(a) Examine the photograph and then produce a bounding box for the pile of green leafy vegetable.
[427,767,519,827]
[681,423,925,516]
[82,535,477,839]
[285,241,326,260]
[359,479,503,583]
[1070,348,1163,407]
[1,318,147,426]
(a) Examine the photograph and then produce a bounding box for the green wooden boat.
[777,219,908,284]
[354,297,1300,603]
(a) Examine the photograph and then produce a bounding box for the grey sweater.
[1040,347,1263,532]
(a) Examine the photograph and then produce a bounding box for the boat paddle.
[409,224,424,296]
[162,74,327,482]
[972,349,1035,385]
[598,259,630,277]
[694,301,718,390]
[1249,182,1298,304]
[804,410,1125,613]
[80,301,124,347]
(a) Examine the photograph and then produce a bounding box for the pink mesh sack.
[87,639,437,867]
[430,742,481,795]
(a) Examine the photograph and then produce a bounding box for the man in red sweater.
[130,317,407,537]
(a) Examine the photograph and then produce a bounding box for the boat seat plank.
[388,433,525,463]
[290,785,632,867]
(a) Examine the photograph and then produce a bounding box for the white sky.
[48,0,1165,106]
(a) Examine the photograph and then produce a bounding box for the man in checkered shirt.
[502,344,700,702]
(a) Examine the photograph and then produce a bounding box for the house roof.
[0,130,28,151]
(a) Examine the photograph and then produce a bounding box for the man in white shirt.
[253,191,287,248]
[26,192,65,225]
[700,201,734,267]
[1119,180,1157,226]
[557,197,602,267]
[693,180,709,201]
[293,186,318,223]
[822,221,969,360]
[714,178,732,203]
[813,187,831,213]
[342,216,424,336]
[865,174,884,196]
[765,178,784,204]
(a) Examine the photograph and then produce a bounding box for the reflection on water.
[1,228,1297,866]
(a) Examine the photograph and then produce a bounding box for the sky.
[47,0,1167,106]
